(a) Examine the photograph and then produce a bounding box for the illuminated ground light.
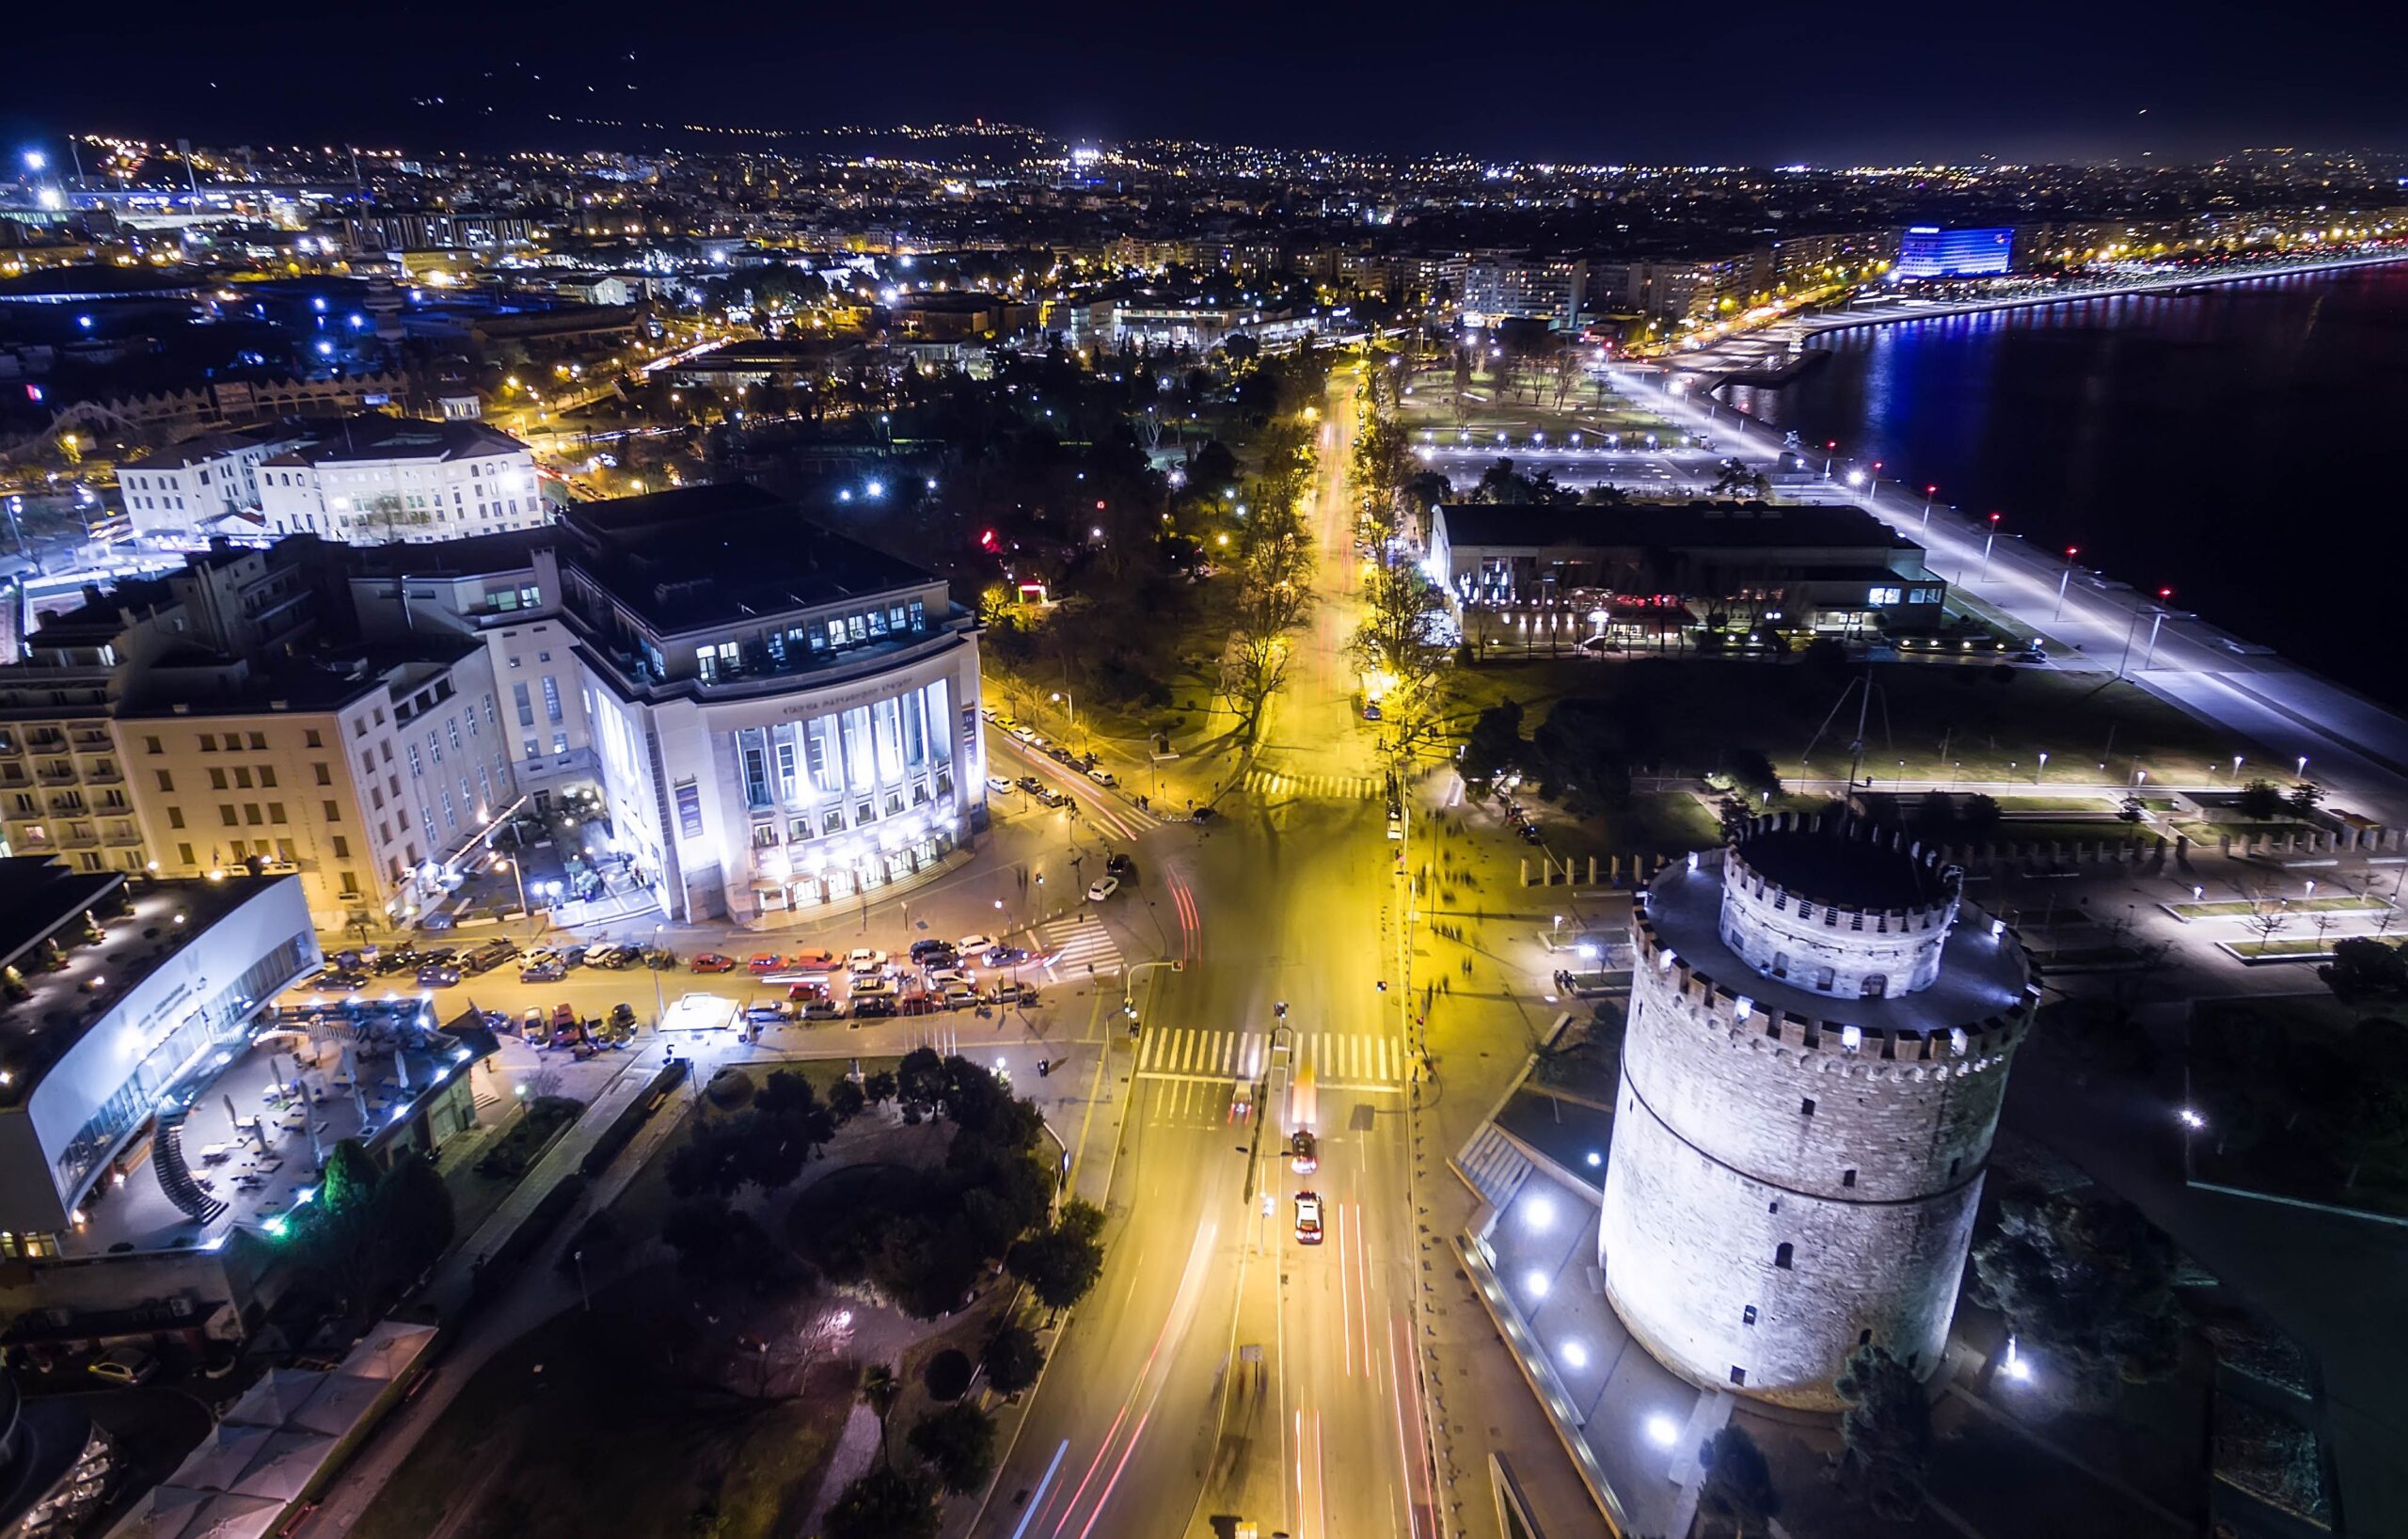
[1521,1194,1557,1232]
[1645,1413,1682,1448]
[1560,1340,1590,1370]
[1585,1150,1603,1168]
[1524,1270,1551,1299]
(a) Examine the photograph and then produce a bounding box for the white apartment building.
[256,418,545,544]
[117,425,302,538]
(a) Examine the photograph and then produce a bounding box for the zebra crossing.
[1038,915,1124,977]
[1134,1026,1406,1089]
[1243,768,1385,801]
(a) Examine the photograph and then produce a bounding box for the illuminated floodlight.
[1521,1194,1557,1232]
[1525,1270,1551,1299]
[1645,1413,1681,1448]
[1560,1340,1590,1370]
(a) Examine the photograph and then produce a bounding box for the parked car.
[954,934,996,957]
[848,976,896,999]
[589,945,639,971]
[519,960,565,984]
[690,953,737,974]
[748,954,784,974]
[850,996,897,1019]
[1105,852,1137,880]
[87,1347,158,1387]
[909,938,957,962]
[799,998,847,1022]
[461,940,518,975]
[415,964,461,989]
[744,1001,794,1025]
[1086,875,1121,903]
[1047,744,1077,765]
[317,969,369,992]
[1015,775,1045,795]
[926,968,974,992]
[845,948,888,975]
[610,1002,638,1030]
[1034,787,1072,808]
[521,1007,546,1037]
[1086,767,1117,787]
[788,949,839,971]
[987,774,1016,795]
[941,986,982,1010]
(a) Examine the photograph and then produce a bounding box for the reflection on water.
[1717,262,2408,703]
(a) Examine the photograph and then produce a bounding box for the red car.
[748,954,784,974]
[787,980,832,1004]
[788,950,839,971]
[689,953,737,974]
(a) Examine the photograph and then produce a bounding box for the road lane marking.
[1007,1441,1070,1539]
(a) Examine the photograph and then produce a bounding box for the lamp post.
[2054,546,2078,620]
[1980,513,2003,579]
[1920,485,1937,534]
[498,856,530,931]
[1051,690,1076,742]
[2036,751,2048,784]
[2116,589,2172,680]
[650,921,667,1023]
[2296,754,2310,780]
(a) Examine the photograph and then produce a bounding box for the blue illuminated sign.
[1895,227,2013,278]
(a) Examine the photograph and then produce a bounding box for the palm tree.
[860,1363,901,1466]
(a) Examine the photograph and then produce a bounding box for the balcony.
[103,824,145,848]
[83,765,124,785]
[36,767,78,786]
[58,827,99,849]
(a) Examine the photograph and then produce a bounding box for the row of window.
[746,771,955,849]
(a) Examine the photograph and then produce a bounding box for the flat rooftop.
[1436,500,1919,553]
[0,873,283,1111]
[1644,858,2028,1039]
[561,485,943,634]
[1733,828,1955,911]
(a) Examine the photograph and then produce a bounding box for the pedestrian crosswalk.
[1038,915,1124,977]
[1244,768,1384,801]
[1134,1026,1405,1088]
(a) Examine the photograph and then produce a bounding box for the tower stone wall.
[1599,817,2034,1409]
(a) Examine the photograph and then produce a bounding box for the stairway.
[150,1106,228,1225]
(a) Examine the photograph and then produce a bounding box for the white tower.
[1599,814,2034,1408]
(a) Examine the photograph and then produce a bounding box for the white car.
[1293,1191,1324,1245]
[846,948,888,974]
[954,934,996,956]
[1087,875,1120,903]
[926,968,975,991]
[847,976,896,999]
[986,774,1015,794]
[1085,767,1117,787]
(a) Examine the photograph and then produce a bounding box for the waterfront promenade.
[1622,363,2408,833]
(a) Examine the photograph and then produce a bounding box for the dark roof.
[1735,828,1954,911]
[260,417,526,468]
[1434,500,1916,553]
[341,526,555,579]
[0,859,121,976]
[561,485,941,634]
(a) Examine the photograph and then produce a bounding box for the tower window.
[1774,1243,1794,1270]
[1859,1328,1873,1346]
[1767,1199,1780,1214]
[1799,1098,1816,1117]
[1842,1169,1858,1188]
[1950,1156,1962,1179]
[1729,1366,1748,1387]
[1742,1306,1757,1326]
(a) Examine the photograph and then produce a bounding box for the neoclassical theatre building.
[1600,814,2036,1408]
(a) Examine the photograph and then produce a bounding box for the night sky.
[11,0,2408,165]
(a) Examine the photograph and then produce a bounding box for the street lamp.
[1051,690,1076,739]
[651,921,667,1022]
[2296,754,2310,780]
[2054,547,2078,620]
[497,856,530,929]
[2036,751,2048,783]
[1920,485,1937,533]
[1980,513,2003,579]
[2115,589,2172,680]
[2230,754,2244,780]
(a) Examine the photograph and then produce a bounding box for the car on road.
[954,934,996,957]
[744,1001,794,1025]
[845,948,888,975]
[748,954,785,975]
[1034,786,1072,808]
[415,964,461,989]
[1361,699,1383,722]
[1086,875,1120,903]
[1046,744,1077,765]
[798,998,846,1022]
[690,953,737,974]
[848,976,896,999]
[1290,1131,1319,1175]
[850,996,897,1019]
[461,939,519,975]
[317,969,369,992]
[1293,1191,1324,1245]
[1014,775,1045,795]
[1085,767,1117,787]
[910,938,957,962]
[551,1003,578,1031]
[926,968,974,992]
[942,986,982,1010]
[519,960,565,983]
[521,1007,546,1036]
[984,945,1032,967]
[987,774,1016,795]
[87,1347,159,1387]
[1105,852,1137,881]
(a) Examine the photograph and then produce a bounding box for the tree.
[982,1323,1045,1395]
[1718,746,1782,799]
[1969,1186,2182,1411]
[2243,901,2292,954]
[378,1153,456,1269]
[822,1466,939,1539]
[1709,458,1769,500]
[923,1347,974,1402]
[908,1403,999,1495]
[2288,781,2327,816]
[829,1077,868,1124]
[859,1363,902,1464]
[864,1069,899,1105]
[2237,778,2288,820]
[1459,700,1526,786]
[321,1139,379,1215]
[1833,1344,1935,1520]
[2321,936,2408,1003]
[1007,1198,1107,1309]
[1697,1425,1782,1538]
[897,1047,945,1109]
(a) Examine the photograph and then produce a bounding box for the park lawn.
[2224,939,2344,959]
[1991,795,2127,813]
[2174,897,2389,919]
[354,1271,851,1539]
[1458,654,2274,789]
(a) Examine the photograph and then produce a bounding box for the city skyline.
[11,0,2408,167]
